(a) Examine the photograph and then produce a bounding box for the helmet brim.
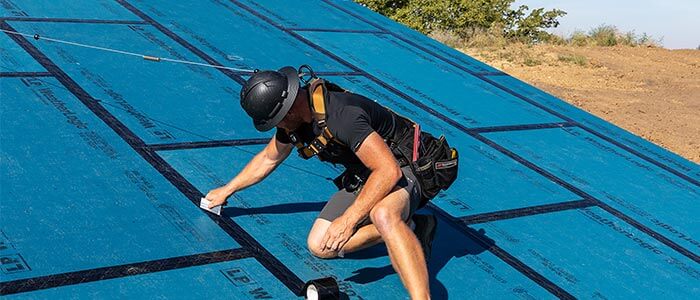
[253,66,300,132]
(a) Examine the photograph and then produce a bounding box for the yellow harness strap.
[288,78,344,160]
[309,78,328,126]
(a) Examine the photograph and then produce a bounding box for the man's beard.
[283,111,308,131]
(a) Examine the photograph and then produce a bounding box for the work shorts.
[318,166,422,223]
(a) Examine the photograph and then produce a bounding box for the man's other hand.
[205,186,233,208]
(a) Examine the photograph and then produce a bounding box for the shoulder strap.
[285,129,315,159]
[308,78,328,127]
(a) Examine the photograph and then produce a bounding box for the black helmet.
[240,66,300,132]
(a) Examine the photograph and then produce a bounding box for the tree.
[355,0,566,43]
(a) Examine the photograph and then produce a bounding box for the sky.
[513,0,700,49]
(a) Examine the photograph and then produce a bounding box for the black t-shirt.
[275,90,403,167]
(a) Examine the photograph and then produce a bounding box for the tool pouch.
[410,133,459,207]
[333,167,371,194]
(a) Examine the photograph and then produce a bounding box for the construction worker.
[205,66,458,299]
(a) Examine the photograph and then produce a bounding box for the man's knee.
[306,219,337,259]
[370,204,403,234]
[307,235,337,259]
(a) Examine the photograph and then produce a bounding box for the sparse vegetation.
[523,56,542,66]
[587,25,659,47]
[558,53,587,66]
[569,31,590,47]
[589,24,618,46]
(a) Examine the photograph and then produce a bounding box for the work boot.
[412,214,437,262]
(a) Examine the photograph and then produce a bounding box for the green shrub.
[590,24,618,46]
[356,1,660,49]
[569,30,590,47]
[523,56,541,66]
[619,30,636,46]
[636,33,661,47]
[558,54,587,66]
[541,33,566,45]
[586,25,660,47]
[355,0,566,44]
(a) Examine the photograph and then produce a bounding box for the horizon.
[514,0,700,49]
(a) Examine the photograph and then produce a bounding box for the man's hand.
[321,216,357,252]
[205,186,234,208]
[202,138,292,209]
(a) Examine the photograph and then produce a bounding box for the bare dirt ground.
[461,45,700,163]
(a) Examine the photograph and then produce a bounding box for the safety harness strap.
[289,78,346,160]
[309,79,328,126]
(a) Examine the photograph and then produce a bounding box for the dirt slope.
[461,45,700,163]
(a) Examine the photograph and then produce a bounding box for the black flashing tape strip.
[147,138,270,151]
[466,122,575,134]
[487,245,574,299]
[230,0,700,285]
[114,0,247,86]
[319,0,700,188]
[0,72,52,77]
[475,71,508,76]
[0,17,148,24]
[227,1,576,297]
[2,19,305,295]
[286,27,387,34]
[460,199,595,225]
[0,248,252,295]
[311,71,366,76]
[426,204,577,299]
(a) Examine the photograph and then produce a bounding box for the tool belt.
[330,115,459,207]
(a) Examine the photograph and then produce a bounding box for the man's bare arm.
[205,136,293,207]
[342,131,403,226]
[321,131,402,251]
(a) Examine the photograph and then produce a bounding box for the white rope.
[0,29,257,73]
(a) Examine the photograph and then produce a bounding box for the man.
[205,66,455,299]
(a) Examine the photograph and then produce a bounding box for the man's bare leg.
[307,187,412,257]
[369,188,429,299]
[307,217,414,256]
[308,220,382,257]
[307,188,429,299]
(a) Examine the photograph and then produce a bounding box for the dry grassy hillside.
[460,45,700,163]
